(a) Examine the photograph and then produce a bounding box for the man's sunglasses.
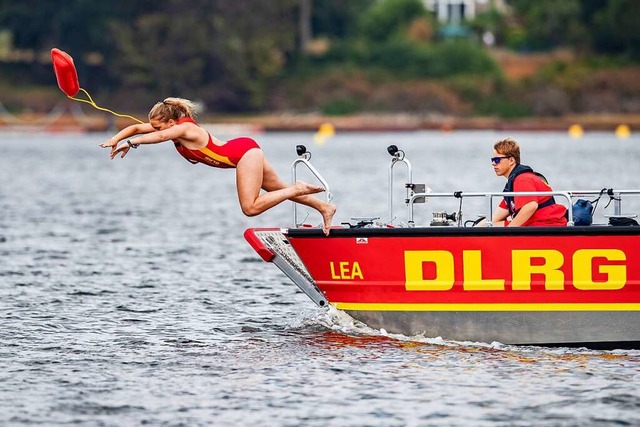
[491,156,512,164]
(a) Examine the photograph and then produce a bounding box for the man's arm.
[491,206,510,226]
[508,201,538,226]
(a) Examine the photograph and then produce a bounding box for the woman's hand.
[99,139,119,157]
[110,142,131,159]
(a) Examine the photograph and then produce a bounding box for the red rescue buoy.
[51,48,80,97]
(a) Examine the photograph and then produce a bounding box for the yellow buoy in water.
[318,122,335,137]
[615,124,631,139]
[314,122,335,145]
[568,124,584,138]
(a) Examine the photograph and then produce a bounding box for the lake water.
[1,129,639,426]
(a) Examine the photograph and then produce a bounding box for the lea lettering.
[330,261,364,280]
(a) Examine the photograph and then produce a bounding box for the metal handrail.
[561,189,640,216]
[388,156,412,224]
[408,191,575,225]
[387,145,415,224]
[407,190,640,226]
[291,147,332,227]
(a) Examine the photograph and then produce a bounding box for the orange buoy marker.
[51,48,143,124]
[568,124,584,138]
[615,124,631,139]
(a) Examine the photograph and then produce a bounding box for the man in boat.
[490,138,567,227]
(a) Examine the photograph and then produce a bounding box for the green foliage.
[591,0,640,59]
[311,0,376,39]
[320,98,361,115]
[0,0,638,115]
[107,0,298,112]
[469,8,508,45]
[476,97,532,118]
[504,27,528,51]
[447,76,531,118]
[305,38,500,80]
[507,0,640,58]
[401,40,494,78]
[357,0,427,42]
[508,0,587,50]
[367,39,434,77]
[429,41,501,78]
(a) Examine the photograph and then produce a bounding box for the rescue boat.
[245,145,640,349]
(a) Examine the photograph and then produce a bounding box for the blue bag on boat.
[572,199,593,225]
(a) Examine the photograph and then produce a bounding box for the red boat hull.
[288,228,640,310]
[246,226,640,347]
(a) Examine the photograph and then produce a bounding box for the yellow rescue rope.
[68,88,144,124]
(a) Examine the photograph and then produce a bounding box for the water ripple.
[1,131,639,426]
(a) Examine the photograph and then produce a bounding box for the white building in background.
[423,0,507,25]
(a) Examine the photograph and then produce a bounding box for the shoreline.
[0,112,637,133]
[234,113,639,133]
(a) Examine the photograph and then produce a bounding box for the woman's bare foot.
[293,181,325,196]
[320,203,337,235]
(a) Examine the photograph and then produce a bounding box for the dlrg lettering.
[404,249,627,291]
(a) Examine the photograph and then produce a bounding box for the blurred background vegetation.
[0,0,639,120]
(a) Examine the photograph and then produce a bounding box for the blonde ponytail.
[148,97,199,122]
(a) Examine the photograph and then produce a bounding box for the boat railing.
[287,144,640,229]
[407,189,640,227]
[385,145,640,227]
[387,145,428,223]
[408,191,574,226]
[563,189,640,217]
[291,145,332,227]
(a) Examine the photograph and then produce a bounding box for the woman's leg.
[236,149,324,215]
[235,149,336,233]
[258,155,336,234]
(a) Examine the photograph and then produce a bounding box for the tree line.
[0,0,638,115]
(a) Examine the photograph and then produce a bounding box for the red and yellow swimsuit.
[173,117,260,169]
